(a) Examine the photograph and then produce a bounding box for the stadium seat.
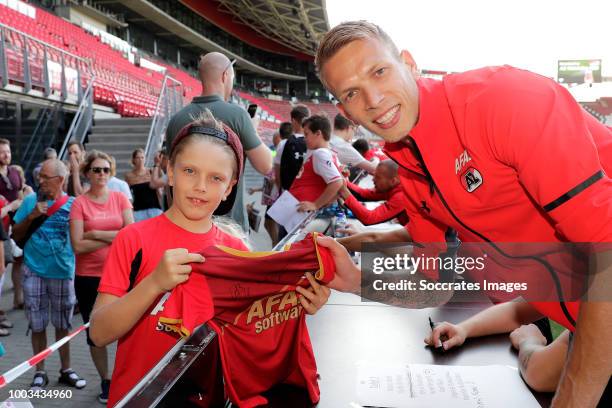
[0,2,338,121]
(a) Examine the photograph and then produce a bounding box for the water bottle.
[334,210,348,238]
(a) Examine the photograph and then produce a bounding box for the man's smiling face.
[321,37,420,144]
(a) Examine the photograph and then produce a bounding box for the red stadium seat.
[0,2,176,117]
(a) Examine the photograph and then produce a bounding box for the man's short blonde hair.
[316,21,399,85]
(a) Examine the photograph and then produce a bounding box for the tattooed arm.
[359,265,454,308]
[317,234,454,308]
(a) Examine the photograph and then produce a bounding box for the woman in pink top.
[69,150,133,403]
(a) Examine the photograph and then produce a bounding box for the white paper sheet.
[267,190,310,232]
[356,363,541,408]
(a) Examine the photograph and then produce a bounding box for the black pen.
[428,316,443,350]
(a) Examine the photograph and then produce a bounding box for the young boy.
[289,115,344,213]
[89,110,329,405]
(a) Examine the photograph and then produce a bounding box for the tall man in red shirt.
[339,160,409,226]
[315,21,612,407]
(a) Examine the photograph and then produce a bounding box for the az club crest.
[461,167,483,192]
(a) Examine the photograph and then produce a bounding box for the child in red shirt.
[89,109,329,406]
[290,115,344,213]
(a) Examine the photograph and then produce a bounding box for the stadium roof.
[100,0,331,79]
[183,0,330,57]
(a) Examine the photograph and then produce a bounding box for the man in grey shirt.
[166,52,272,233]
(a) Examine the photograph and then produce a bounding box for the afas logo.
[461,167,483,192]
[455,150,483,192]
[455,150,472,174]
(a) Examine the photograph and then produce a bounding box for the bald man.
[197,52,235,101]
[166,52,272,233]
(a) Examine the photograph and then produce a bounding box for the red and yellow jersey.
[98,214,248,407]
[385,66,612,331]
[158,233,334,407]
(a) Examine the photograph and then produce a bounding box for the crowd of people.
[0,49,342,405]
[0,136,174,402]
[0,18,609,408]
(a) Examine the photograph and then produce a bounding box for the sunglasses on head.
[224,58,236,74]
[91,167,111,174]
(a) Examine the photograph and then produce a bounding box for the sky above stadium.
[326,0,612,78]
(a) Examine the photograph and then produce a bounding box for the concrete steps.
[86,118,152,176]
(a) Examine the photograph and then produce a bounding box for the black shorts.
[74,275,101,347]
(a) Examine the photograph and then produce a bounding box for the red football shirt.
[97,214,247,406]
[289,148,342,202]
[158,233,335,407]
[364,147,388,162]
[0,196,9,231]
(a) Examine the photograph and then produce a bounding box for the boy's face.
[167,139,236,222]
[303,125,323,150]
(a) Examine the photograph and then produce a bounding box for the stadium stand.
[262,98,293,120]
[0,0,335,126]
[0,0,342,126]
[304,101,340,118]
[235,91,339,123]
[0,2,197,117]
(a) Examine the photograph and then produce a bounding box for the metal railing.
[144,75,184,166]
[58,76,95,160]
[21,106,52,164]
[115,325,221,408]
[0,22,92,101]
[0,22,95,165]
[273,211,319,251]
